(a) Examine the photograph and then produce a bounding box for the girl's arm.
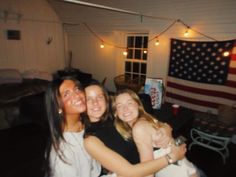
[132,120,157,177]
[84,135,186,177]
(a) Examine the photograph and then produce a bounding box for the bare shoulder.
[84,136,103,149]
[133,118,152,135]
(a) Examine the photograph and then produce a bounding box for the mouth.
[72,99,85,107]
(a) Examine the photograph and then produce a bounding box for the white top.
[49,130,101,177]
[154,147,196,177]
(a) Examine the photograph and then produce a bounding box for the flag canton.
[168,39,234,85]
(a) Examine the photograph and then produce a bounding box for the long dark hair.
[44,76,83,176]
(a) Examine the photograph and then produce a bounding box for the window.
[125,34,148,84]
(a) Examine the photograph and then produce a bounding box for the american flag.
[165,38,236,114]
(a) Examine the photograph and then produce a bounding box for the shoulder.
[133,118,151,132]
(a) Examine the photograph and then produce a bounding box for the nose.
[91,98,99,105]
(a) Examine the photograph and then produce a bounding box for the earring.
[58,109,63,114]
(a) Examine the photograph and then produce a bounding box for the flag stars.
[201,52,205,56]
[214,65,219,70]
[207,48,212,52]
[216,57,221,61]
[221,62,226,66]
[169,39,232,85]
[198,69,202,72]
[218,79,223,83]
[220,70,224,74]
[212,52,216,56]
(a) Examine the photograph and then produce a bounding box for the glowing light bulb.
[123,51,128,56]
[223,51,229,57]
[100,44,104,48]
[184,29,189,37]
[155,40,160,46]
[143,50,147,54]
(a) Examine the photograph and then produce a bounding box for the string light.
[100,42,105,48]
[75,19,217,53]
[155,39,160,46]
[143,50,147,54]
[184,28,189,37]
[223,51,230,57]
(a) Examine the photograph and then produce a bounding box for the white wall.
[49,0,236,91]
[0,0,65,74]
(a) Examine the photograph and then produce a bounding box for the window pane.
[135,49,141,59]
[133,62,140,73]
[125,73,131,82]
[143,51,147,60]
[125,62,131,72]
[143,36,148,48]
[133,74,139,79]
[127,49,133,59]
[127,36,134,47]
[135,36,142,48]
[141,63,146,74]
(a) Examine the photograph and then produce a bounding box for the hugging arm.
[84,136,172,177]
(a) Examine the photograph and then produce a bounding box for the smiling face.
[59,80,86,115]
[85,85,107,122]
[115,93,139,126]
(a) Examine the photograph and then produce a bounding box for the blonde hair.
[113,89,160,141]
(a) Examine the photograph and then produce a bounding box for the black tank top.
[86,119,140,164]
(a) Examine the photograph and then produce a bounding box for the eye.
[86,97,92,103]
[97,95,105,101]
[74,86,81,93]
[116,104,122,110]
[62,90,71,99]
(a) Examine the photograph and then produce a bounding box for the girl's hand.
[168,143,187,163]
